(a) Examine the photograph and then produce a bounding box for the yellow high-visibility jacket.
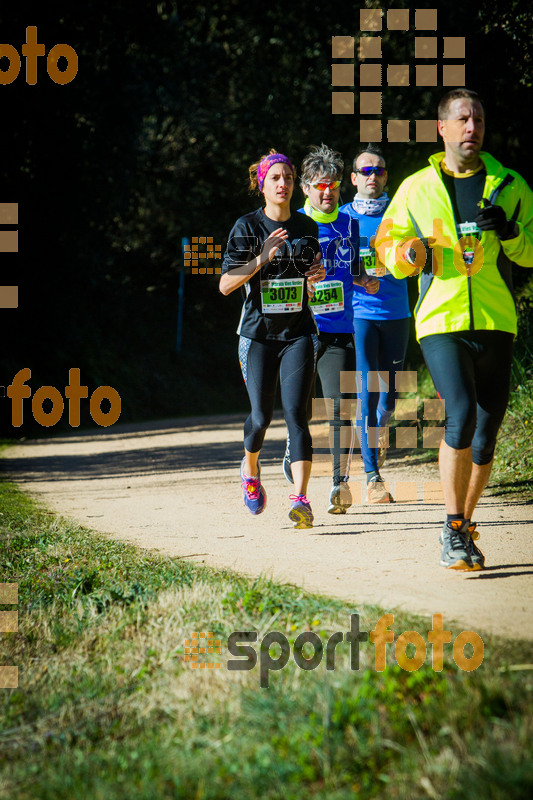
[380,151,533,340]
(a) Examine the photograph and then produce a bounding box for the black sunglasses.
[354,166,386,176]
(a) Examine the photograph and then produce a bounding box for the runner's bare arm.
[305,251,325,297]
[353,268,380,294]
[219,228,289,296]
[360,274,380,294]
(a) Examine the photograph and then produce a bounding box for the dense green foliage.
[1,481,532,798]
[1,1,532,435]
[490,280,533,494]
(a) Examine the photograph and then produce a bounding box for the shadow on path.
[2,416,287,482]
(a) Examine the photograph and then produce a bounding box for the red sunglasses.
[312,180,341,191]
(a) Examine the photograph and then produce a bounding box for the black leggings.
[312,332,357,483]
[419,330,514,465]
[239,335,317,462]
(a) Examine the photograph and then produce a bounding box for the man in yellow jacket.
[377,88,533,571]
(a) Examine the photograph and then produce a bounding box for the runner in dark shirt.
[220,150,324,528]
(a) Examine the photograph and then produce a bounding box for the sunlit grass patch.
[1,480,533,799]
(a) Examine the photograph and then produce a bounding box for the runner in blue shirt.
[289,144,379,514]
[340,145,410,503]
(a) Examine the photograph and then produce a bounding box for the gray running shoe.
[439,520,473,570]
[328,480,352,514]
[282,440,294,484]
[466,523,485,570]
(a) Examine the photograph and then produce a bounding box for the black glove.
[475,202,516,239]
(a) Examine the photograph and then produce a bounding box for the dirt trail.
[3,413,533,640]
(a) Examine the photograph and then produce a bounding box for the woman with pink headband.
[220,149,325,528]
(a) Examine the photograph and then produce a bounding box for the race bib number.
[261,278,304,313]
[458,223,481,265]
[309,280,344,314]
[459,222,481,238]
[360,247,386,277]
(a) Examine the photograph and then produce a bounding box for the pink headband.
[257,153,294,192]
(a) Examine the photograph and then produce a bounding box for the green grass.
[481,285,533,498]
[489,344,533,499]
[1,481,533,799]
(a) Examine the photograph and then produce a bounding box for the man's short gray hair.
[300,144,344,188]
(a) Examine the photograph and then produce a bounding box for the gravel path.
[3,413,533,641]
